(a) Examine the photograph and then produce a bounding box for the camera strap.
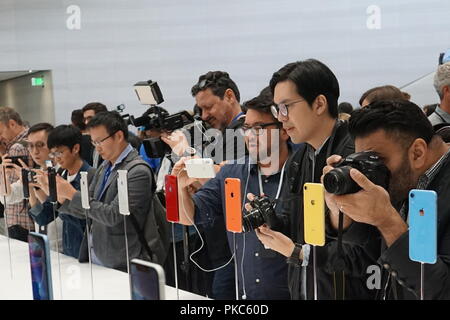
[257,162,286,206]
[333,211,346,300]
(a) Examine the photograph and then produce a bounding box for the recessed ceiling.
[0,71,41,82]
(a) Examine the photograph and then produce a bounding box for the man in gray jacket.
[55,111,164,271]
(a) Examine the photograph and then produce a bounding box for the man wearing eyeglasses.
[31,125,94,259]
[81,102,108,168]
[53,111,165,271]
[0,107,34,241]
[172,87,292,300]
[254,59,380,300]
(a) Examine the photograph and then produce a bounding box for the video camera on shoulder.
[124,80,199,158]
[323,151,390,195]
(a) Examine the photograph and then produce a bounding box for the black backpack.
[124,159,171,265]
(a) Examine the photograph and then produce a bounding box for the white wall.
[0,0,449,125]
[0,71,55,125]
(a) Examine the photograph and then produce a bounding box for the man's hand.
[161,130,190,156]
[256,225,296,258]
[331,167,408,246]
[171,157,198,189]
[55,175,77,202]
[34,169,50,196]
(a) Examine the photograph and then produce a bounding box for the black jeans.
[8,225,30,242]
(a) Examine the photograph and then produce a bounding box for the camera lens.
[323,166,360,195]
[242,209,265,233]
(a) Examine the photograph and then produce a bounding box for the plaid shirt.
[3,128,34,230]
[400,147,450,222]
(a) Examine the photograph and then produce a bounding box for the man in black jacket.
[256,59,381,300]
[323,100,450,299]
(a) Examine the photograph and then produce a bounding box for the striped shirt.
[3,128,34,230]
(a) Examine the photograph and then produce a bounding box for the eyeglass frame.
[240,122,281,136]
[91,131,118,147]
[26,141,47,151]
[270,98,305,118]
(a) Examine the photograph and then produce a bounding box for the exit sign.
[31,77,44,86]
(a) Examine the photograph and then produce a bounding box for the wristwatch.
[182,147,197,158]
[286,243,303,266]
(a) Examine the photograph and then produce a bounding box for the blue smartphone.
[130,259,166,300]
[408,189,437,264]
[28,232,54,300]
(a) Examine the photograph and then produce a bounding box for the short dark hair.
[269,59,340,118]
[349,100,435,147]
[338,102,353,114]
[86,111,129,140]
[359,85,405,106]
[191,71,241,102]
[71,109,86,131]
[27,123,54,136]
[423,103,438,117]
[82,102,108,115]
[242,87,277,119]
[47,125,82,153]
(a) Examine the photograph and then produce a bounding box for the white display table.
[0,235,208,300]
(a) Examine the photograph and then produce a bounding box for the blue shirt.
[139,144,161,173]
[96,144,133,200]
[29,161,91,259]
[192,156,291,300]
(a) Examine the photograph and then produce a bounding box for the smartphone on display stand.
[28,232,54,300]
[224,178,242,233]
[165,175,179,223]
[130,259,166,300]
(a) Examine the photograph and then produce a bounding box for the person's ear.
[72,143,80,155]
[313,95,328,116]
[224,88,236,103]
[408,138,427,169]
[7,119,15,129]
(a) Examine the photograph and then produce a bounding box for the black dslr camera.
[242,195,279,232]
[323,151,390,195]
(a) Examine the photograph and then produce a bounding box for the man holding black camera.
[323,100,450,299]
[0,107,33,241]
[172,87,291,299]
[255,59,380,300]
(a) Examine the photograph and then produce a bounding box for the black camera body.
[323,151,390,195]
[243,195,278,232]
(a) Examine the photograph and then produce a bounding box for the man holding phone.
[173,87,292,299]
[0,107,33,241]
[256,59,380,300]
[31,125,94,259]
[322,100,450,299]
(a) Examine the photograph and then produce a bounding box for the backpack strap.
[123,159,157,261]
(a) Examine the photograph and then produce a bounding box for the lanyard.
[231,112,244,124]
[257,162,286,207]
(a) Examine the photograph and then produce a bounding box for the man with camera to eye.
[172,87,292,300]
[322,100,450,299]
[255,59,381,300]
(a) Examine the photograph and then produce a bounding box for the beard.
[387,155,417,210]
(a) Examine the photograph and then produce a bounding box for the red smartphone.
[225,178,242,233]
[165,175,179,223]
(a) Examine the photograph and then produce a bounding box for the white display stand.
[0,235,208,300]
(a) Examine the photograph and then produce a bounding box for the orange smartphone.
[165,175,179,223]
[224,178,242,233]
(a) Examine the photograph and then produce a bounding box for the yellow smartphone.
[303,183,325,246]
